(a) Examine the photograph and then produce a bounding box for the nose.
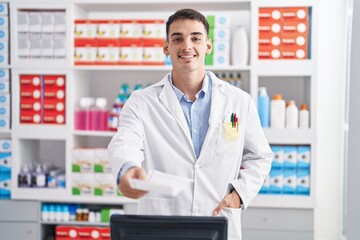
[181,38,192,51]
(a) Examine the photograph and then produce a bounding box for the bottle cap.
[95,98,107,108]
[286,100,296,107]
[300,103,308,110]
[273,94,282,100]
[258,87,267,96]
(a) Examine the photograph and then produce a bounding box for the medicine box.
[0,139,11,152]
[297,168,310,195]
[271,145,284,169]
[283,145,297,169]
[269,168,283,194]
[297,146,311,169]
[0,172,11,199]
[283,168,296,195]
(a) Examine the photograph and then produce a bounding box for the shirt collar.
[168,72,210,102]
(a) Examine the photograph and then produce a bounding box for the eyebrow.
[170,32,204,37]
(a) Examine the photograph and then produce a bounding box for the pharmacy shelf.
[0,129,11,134]
[73,130,114,137]
[45,196,138,205]
[250,194,315,209]
[263,128,315,145]
[11,188,69,200]
[12,125,70,139]
[254,61,316,76]
[73,65,251,72]
[40,221,109,226]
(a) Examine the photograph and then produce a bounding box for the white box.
[94,148,111,173]
[213,41,230,54]
[74,20,97,38]
[0,16,8,29]
[29,12,42,33]
[142,21,166,39]
[41,12,55,33]
[72,173,94,196]
[74,45,96,63]
[17,36,30,59]
[283,146,297,169]
[0,53,7,65]
[0,139,11,152]
[54,11,66,33]
[72,148,94,173]
[17,11,29,33]
[0,40,8,54]
[214,15,231,27]
[0,81,9,93]
[0,93,9,105]
[142,46,164,64]
[0,116,9,129]
[41,36,54,58]
[214,27,230,41]
[97,21,121,38]
[213,53,229,66]
[94,173,117,197]
[97,46,120,63]
[0,3,8,15]
[120,22,143,38]
[53,36,66,59]
[0,28,8,40]
[0,69,9,80]
[29,35,41,58]
[119,46,142,64]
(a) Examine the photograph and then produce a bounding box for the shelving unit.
[6,0,317,239]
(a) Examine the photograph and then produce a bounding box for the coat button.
[194,163,200,170]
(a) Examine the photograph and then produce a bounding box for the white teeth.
[179,55,195,58]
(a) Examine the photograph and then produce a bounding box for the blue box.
[297,168,310,195]
[0,152,11,173]
[283,168,296,195]
[269,169,283,194]
[297,146,311,169]
[271,145,284,169]
[0,172,11,199]
[283,146,297,169]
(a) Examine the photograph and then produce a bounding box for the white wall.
[315,0,347,239]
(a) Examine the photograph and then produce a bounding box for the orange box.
[78,227,101,239]
[20,89,42,99]
[19,112,42,124]
[259,45,282,59]
[43,88,65,100]
[259,31,282,47]
[259,8,282,21]
[56,225,79,240]
[20,98,42,112]
[43,112,65,124]
[43,75,66,89]
[281,7,309,21]
[20,75,42,87]
[282,20,309,34]
[282,45,308,59]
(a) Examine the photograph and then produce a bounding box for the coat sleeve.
[108,91,145,182]
[230,95,273,209]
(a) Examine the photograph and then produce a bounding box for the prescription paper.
[129,170,193,197]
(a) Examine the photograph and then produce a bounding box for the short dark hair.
[166,8,209,41]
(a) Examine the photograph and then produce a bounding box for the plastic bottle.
[285,100,299,129]
[299,103,310,128]
[31,164,46,188]
[90,98,108,131]
[75,97,93,130]
[270,94,286,128]
[41,204,49,221]
[258,87,270,128]
[231,26,249,66]
[18,164,31,187]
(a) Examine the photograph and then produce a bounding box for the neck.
[172,70,206,101]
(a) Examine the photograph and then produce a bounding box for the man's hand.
[212,190,242,216]
[119,167,148,199]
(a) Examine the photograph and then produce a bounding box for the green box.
[205,52,214,66]
[206,15,215,28]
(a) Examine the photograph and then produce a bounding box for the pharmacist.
[108,8,273,240]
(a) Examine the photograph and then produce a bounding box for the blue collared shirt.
[117,73,212,182]
[169,73,212,158]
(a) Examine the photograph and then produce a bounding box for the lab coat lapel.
[158,76,194,149]
[200,73,226,155]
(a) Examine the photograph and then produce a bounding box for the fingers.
[119,167,148,199]
[212,191,241,216]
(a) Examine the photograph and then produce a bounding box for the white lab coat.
[108,71,273,240]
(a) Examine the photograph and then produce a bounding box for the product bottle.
[231,26,249,66]
[31,164,46,188]
[258,87,270,128]
[285,100,299,129]
[270,94,286,128]
[299,103,310,128]
[18,164,31,187]
[90,98,108,131]
[75,97,93,130]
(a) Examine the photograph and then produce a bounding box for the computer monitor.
[110,214,227,240]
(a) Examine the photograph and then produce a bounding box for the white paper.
[129,170,193,197]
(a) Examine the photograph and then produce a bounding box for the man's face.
[164,19,212,73]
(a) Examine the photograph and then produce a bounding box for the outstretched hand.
[119,167,148,199]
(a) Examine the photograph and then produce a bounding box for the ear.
[206,39,213,55]
[163,40,170,56]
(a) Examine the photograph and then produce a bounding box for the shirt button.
[192,207,199,213]
[194,164,200,170]
[194,129,197,133]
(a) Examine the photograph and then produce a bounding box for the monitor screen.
[110,214,227,240]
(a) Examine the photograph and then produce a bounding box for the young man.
[108,8,273,240]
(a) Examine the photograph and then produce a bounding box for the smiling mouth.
[178,54,197,59]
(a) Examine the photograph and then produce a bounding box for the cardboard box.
[283,146,297,169]
[0,152,11,173]
[269,168,283,194]
[297,168,310,195]
[297,146,311,169]
[0,139,11,152]
[75,20,97,38]
[56,226,79,240]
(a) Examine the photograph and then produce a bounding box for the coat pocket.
[137,197,175,215]
[220,207,242,240]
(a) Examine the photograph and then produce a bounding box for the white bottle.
[270,94,286,128]
[299,103,310,128]
[231,26,249,66]
[285,100,299,129]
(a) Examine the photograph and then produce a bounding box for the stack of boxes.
[20,74,66,124]
[17,10,66,59]
[0,2,9,65]
[0,139,11,199]
[260,145,310,196]
[206,14,231,66]
[74,19,166,66]
[258,7,310,60]
[56,226,110,240]
[72,148,119,197]
[0,69,10,129]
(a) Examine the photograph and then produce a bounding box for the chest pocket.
[216,122,245,157]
